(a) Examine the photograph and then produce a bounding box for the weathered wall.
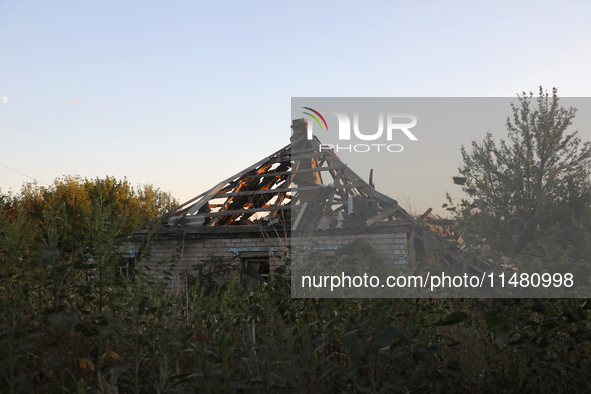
[137,226,409,289]
[137,234,281,288]
[291,232,407,263]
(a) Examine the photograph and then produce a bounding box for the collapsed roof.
[154,119,416,232]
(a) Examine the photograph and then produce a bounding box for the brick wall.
[136,228,408,289]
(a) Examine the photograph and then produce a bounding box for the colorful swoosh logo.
[302,107,329,131]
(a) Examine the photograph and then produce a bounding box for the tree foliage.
[455,87,591,261]
[2,175,178,237]
[3,203,591,392]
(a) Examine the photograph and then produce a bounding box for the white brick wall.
[137,229,409,286]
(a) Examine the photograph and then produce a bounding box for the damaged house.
[134,119,427,288]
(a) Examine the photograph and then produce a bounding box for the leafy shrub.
[2,193,591,393]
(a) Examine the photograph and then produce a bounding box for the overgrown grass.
[2,201,591,393]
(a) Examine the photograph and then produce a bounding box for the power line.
[0,162,51,186]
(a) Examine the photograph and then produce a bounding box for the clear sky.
[1,1,591,215]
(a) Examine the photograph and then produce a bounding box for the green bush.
[2,197,591,393]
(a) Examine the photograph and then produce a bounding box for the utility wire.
[0,162,51,186]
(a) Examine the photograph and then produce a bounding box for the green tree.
[5,175,178,238]
[0,189,17,215]
[454,87,591,262]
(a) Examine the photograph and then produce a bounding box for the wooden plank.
[187,157,271,215]
[320,150,399,210]
[161,143,292,219]
[202,204,296,218]
[365,206,399,227]
[266,157,292,165]
[290,184,363,192]
[419,208,433,220]
[153,190,207,220]
[326,170,342,207]
[270,192,288,219]
[291,202,307,231]
[371,190,398,207]
[213,183,365,198]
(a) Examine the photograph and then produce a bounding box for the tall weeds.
[2,199,591,393]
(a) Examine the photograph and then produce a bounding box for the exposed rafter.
[155,118,416,231]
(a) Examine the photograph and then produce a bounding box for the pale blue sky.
[1,1,591,214]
